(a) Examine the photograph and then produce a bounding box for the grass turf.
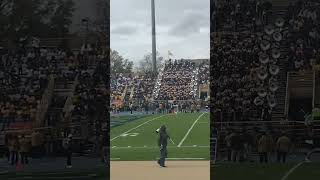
[110,112,209,161]
[211,162,320,180]
[1,167,108,180]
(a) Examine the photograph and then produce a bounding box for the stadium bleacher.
[212,0,320,164]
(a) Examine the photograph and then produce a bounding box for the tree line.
[111,49,163,75]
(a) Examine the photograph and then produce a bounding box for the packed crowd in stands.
[0,48,60,130]
[110,73,132,102]
[131,73,155,103]
[0,44,108,130]
[110,73,155,112]
[71,59,108,124]
[212,0,320,163]
[111,59,209,113]
[155,59,198,101]
[0,43,109,167]
[199,62,210,85]
[210,0,318,123]
[212,33,263,122]
[214,0,272,32]
[287,0,320,71]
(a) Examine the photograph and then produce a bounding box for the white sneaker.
[66,165,72,168]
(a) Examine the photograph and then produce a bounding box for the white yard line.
[165,158,205,160]
[177,112,207,147]
[111,157,205,160]
[111,145,209,149]
[281,162,304,180]
[111,115,166,141]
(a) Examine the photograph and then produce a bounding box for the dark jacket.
[158,126,169,148]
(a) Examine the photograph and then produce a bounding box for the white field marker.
[164,158,205,160]
[111,146,209,149]
[111,115,166,141]
[281,162,304,180]
[177,112,206,147]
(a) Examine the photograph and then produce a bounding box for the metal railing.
[63,74,80,123]
[284,72,290,117]
[35,75,55,128]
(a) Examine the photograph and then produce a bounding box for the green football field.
[110,112,210,161]
[212,162,320,180]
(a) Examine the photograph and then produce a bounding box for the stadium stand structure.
[0,44,109,155]
[111,59,209,114]
[212,0,320,162]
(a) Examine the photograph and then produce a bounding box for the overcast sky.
[110,0,210,65]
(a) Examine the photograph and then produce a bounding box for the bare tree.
[137,51,163,74]
[110,49,133,74]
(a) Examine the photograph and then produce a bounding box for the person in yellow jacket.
[276,132,291,163]
[19,135,30,164]
[266,132,274,162]
[31,130,43,158]
[258,132,269,163]
[9,135,19,166]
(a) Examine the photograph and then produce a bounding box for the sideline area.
[111,161,209,180]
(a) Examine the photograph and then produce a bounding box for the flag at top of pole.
[168,50,173,59]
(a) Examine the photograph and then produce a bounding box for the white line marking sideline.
[281,162,304,180]
[164,158,205,160]
[111,145,209,149]
[111,115,166,141]
[177,112,207,147]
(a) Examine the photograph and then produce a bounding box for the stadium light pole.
[151,0,157,75]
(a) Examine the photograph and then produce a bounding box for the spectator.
[258,132,269,163]
[276,132,291,163]
[9,135,19,166]
[19,135,30,165]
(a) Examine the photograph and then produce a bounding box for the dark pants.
[32,146,41,158]
[10,151,18,166]
[259,152,268,163]
[277,151,287,163]
[102,146,108,163]
[5,148,10,161]
[227,148,232,161]
[231,150,240,162]
[158,147,167,166]
[20,152,29,164]
[66,150,72,166]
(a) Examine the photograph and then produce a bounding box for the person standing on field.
[19,135,30,165]
[258,132,269,163]
[62,134,73,168]
[276,132,291,163]
[9,135,19,166]
[157,125,169,167]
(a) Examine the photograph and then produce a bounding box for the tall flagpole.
[151,0,157,74]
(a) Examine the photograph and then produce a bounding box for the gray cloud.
[111,0,209,64]
[168,11,208,37]
[111,24,138,35]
